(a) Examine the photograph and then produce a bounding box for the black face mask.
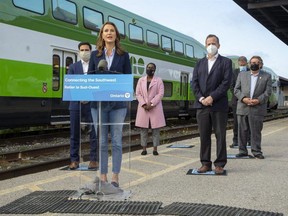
[250,64,260,71]
[146,69,155,76]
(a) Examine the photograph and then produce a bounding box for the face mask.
[79,51,91,62]
[250,64,260,71]
[206,44,218,56]
[146,69,155,77]
[239,66,246,72]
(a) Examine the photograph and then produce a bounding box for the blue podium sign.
[63,74,133,101]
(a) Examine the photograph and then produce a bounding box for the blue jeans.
[91,106,127,174]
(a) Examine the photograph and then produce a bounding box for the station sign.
[63,74,133,101]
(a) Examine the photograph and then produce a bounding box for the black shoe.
[236,153,248,158]
[153,151,159,156]
[254,154,264,159]
[141,150,147,155]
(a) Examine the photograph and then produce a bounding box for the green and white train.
[0,0,278,129]
[0,0,208,129]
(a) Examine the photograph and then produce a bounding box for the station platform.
[0,118,287,215]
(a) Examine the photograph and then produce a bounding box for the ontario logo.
[125,93,131,98]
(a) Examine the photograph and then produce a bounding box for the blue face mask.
[239,66,246,72]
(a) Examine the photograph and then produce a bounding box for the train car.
[262,66,280,110]
[0,0,209,129]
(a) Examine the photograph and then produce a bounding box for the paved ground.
[0,118,287,215]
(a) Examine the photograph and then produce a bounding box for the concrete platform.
[0,118,287,215]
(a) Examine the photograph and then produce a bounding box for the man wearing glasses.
[234,56,272,159]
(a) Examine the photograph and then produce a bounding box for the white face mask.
[206,44,218,56]
[79,51,91,62]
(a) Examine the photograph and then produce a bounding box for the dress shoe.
[215,166,224,175]
[141,150,147,155]
[153,151,159,156]
[236,153,248,158]
[69,161,79,170]
[88,161,99,169]
[254,154,265,159]
[197,165,212,173]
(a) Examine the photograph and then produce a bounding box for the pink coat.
[135,75,166,129]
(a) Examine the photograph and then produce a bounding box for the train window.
[175,40,184,55]
[83,7,103,31]
[161,36,172,52]
[65,57,73,74]
[147,30,159,47]
[53,55,60,91]
[109,16,125,38]
[185,44,194,58]
[13,0,44,14]
[129,24,143,43]
[52,0,77,24]
[163,82,172,97]
[194,44,206,58]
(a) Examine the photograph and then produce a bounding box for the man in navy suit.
[192,34,232,175]
[68,42,98,170]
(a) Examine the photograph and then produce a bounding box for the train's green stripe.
[0,58,195,101]
[0,59,61,98]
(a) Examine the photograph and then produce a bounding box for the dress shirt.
[250,72,259,98]
[104,47,115,70]
[207,53,219,73]
[81,60,89,74]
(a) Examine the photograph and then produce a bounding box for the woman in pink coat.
[135,63,166,155]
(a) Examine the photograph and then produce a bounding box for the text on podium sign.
[63,74,133,101]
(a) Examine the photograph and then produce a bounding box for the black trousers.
[196,108,228,168]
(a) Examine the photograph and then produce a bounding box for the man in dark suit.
[230,56,251,148]
[192,34,232,174]
[234,56,272,159]
[68,42,98,170]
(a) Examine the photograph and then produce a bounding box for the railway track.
[1,109,287,181]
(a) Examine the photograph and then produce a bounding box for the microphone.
[98,59,108,71]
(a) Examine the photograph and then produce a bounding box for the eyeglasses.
[80,49,90,51]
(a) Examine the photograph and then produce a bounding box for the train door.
[51,49,76,123]
[179,72,189,119]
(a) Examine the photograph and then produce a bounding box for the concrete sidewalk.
[0,118,287,215]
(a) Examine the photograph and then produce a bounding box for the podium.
[63,74,133,200]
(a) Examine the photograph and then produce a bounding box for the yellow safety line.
[136,158,171,167]
[0,172,81,196]
[121,158,198,189]
[120,167,147,177]
[263,126,288,136]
